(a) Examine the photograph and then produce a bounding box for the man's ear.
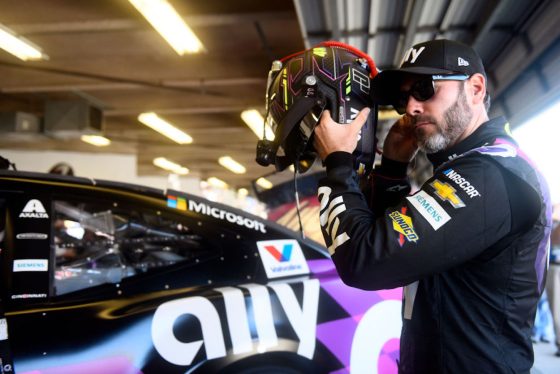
[469,73,486,105]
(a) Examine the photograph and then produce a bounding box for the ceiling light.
[256,177,273,189]
[0,24,47,61]
[128,0,205,55]
[218,156,246,174]
[153,157,189,175]
[241,109,275,140]
[138,112,193,144]
[238,188,249,197]
[80,135,111,147]
[207,177,228,189]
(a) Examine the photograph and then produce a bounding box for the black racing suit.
[318,117,552,373]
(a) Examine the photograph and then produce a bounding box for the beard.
[414,84,472,153]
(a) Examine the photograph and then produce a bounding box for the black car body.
[0,170,402,373]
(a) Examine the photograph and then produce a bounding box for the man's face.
[399,77,473,153]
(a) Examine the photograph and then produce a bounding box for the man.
[313,39,552,373]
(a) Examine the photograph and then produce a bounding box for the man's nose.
[406,95,423,116]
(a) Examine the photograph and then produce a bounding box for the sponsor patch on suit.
[407,190,451,230]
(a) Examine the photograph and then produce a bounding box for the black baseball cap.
[371,39,486,105]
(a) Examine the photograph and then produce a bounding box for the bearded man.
[313,39,552,373]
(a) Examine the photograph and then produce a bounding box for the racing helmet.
[256,41,378,174]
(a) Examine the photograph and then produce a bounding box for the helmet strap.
[271,96,324,170]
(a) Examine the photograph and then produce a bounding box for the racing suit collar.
[427,116,512,168]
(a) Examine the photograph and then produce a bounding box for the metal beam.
[325,0,342,41]
[394,0,426,66]
[105,105,258,117]
[487,0,556,98]
[293,0,311,48]
[470,0,505,48]
[9,12,295,35]
[0,61,244,97]
[437,0,461,37]
[0,78,266,94]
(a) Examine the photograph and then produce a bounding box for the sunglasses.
[393,74,470,114]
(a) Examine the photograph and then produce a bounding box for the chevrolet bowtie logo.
[430,179,465,208]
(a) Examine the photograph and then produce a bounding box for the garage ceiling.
[1,0,560,190]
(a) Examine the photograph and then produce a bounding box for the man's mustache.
[411,115,437,126]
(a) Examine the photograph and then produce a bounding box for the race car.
[0,169,402,373]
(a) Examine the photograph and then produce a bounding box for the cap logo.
[458,57,469,66]
[401,46,425,65]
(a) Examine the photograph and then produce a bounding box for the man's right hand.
[382,115,419,163]
[313,108,370,161]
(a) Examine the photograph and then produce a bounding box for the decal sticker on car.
[18,199,49,219]
[0,318,8,341]
[151,280,320,366]
[166,195,187,210]
[13,259,48,272]
[16,233,48,240]
[10,293,47,300]
[256,239,310,279]
[168,195,267,233]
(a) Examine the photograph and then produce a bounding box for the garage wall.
[0,149,202,196]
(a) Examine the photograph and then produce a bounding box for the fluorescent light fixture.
[0,24,47,61]
[218,156,246,174]
[128,0,205,55]
[256,177,273,189]
[138,112,193,144]
[207,177,228,189]
[238,188,249,197]
[241,109,275,140]
[153,157,189,175]
[81,135,111,147]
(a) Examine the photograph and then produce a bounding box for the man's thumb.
[351,107,371,132]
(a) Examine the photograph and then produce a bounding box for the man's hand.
[382,115,419,163]
[313,108,370,161]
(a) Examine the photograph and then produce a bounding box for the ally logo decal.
[257,240,309,279]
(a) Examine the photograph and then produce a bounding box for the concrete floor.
[532,341,559,373]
